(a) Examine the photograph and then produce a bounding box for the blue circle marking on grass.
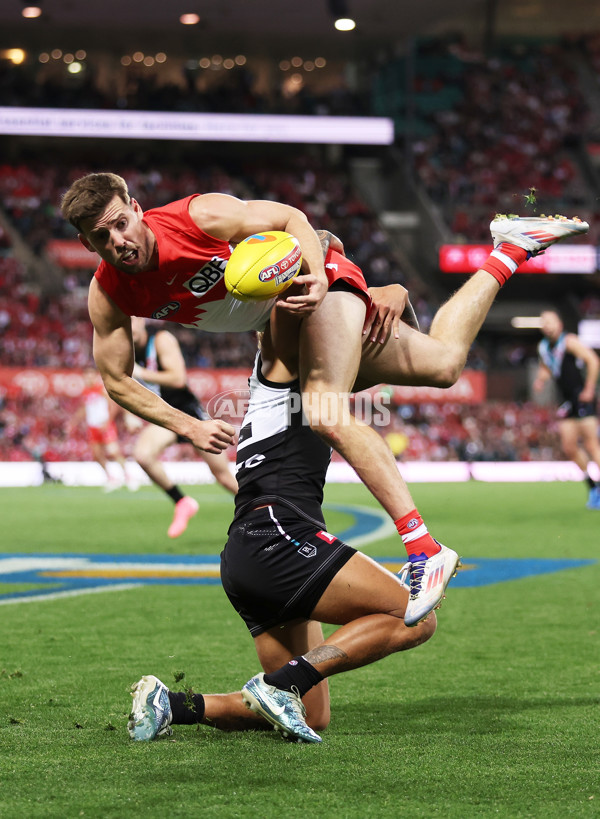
[0,553,594,605]
[0,503,595,604]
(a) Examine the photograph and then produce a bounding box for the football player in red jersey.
[70,367,136,491]
[62,174,588,622]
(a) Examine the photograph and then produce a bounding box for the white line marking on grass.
[0,583,143,605]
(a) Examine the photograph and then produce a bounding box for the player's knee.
[302,394,349,445]
[431,356,465,389]
[396,610,437,650]
[561,443,577,459]
[305,703,330,732]
[133,444,152,469]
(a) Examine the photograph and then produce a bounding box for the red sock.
[480,243,528,286]
[395,509,441,559]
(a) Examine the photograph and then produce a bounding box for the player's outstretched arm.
[89,279,234,453]
[189,193,328,314]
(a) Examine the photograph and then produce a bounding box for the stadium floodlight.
[328,0,356,30]
[22,4,42,18]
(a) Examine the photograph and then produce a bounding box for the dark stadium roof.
[2,0,484,42]
[2,0,594,56]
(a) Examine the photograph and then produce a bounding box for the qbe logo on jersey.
[184,256,228,297]
[258,246,302,286]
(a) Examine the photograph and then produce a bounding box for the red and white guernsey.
[82,382,110,428]
[94,195,370,332]
[94,195,274,332]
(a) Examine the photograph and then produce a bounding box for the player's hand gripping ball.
[224,231,302,302]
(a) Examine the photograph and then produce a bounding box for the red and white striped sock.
[395,509,441,559]
[480,243,528,286]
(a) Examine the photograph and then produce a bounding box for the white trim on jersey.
[237,362,302,453]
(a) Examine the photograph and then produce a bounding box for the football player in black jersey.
[128,345,437,743]
[131,317,237,536]
[534,309,600,509]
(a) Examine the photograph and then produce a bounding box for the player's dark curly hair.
[61,172,131,232]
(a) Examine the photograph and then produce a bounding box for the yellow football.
[224,231,302,302]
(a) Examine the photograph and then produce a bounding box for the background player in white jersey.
[533,309,600,509]
[71,367,135,491]
[131,316,237,537]
[128,348,436,744]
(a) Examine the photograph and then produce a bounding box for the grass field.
[0,480,598,818]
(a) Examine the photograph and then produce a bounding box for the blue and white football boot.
[242,673,322,744]
[128,675,173,741]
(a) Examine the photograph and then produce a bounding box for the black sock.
[585,475,597,490]
[166,485,184,504]
[263,656,324,698]
[168,691,205,724]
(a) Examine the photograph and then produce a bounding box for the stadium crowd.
[2,35,599,468]
[0,385,565,465]
[404,39,597,242]
[3,35,600,241]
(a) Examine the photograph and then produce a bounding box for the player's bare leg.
[252,619,331,731]
[241,552,436,741]
[297,289,458,626]
[299,289,416,520]
[356,214,590,390]
[133,423,199,536]
[133,424,177,489]
[90,440,110,477]
[355,270,500,390]
[187,620,330,733]
[578,417,600,471]
[201,450,238,495]
[128,620,329,740]
[559,418,600,509]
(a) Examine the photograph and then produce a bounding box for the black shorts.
[220,504,356,636]
[557,399,597,420]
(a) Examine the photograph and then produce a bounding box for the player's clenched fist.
[188,419,235,453]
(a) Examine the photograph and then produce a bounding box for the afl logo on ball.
[259,265,279,282]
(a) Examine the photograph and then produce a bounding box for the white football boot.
[490,214,589,256]
[402,544,461,627]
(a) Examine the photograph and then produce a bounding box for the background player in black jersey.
[128,347,437,743]
[533,309,600,510]
[131,317,237,536]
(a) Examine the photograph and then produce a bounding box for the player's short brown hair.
[61,172,131,232]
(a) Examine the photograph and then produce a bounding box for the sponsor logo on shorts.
[152,301,180,319]
[298,543,317,558]
[316,531,337,543]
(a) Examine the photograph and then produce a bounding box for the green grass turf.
[0,481,598,818]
